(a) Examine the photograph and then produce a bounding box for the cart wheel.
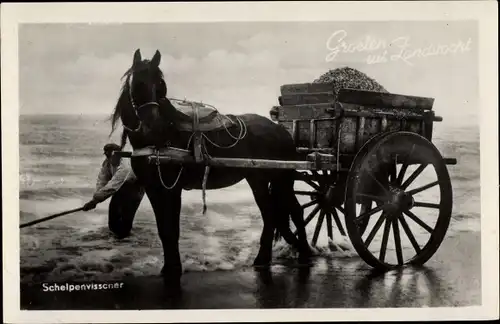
[293,169,347,248]
[293,131,400,247]
[344,131,452,271]
[292,132,394,247]
[346,131,396,236]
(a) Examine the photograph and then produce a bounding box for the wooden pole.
[20,207,85,229]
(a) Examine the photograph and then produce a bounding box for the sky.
[19,21,478,127]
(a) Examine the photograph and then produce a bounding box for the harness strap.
[202,165,210,214]
[192,103,204,163]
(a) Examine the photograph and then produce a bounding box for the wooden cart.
[120,83,457,271]
[270,83,456,270]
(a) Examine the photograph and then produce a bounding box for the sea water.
[18,114,481,283]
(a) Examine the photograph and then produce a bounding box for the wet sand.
[20,232,481,310]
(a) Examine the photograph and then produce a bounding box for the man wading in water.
[83,143,145,239]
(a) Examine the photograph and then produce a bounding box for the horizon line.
[20,112,111,116]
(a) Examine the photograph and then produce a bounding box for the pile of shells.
[313,67,388,100]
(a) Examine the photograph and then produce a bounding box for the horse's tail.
[269,170,298,244]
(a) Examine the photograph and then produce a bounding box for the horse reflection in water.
[109,49,313,293]
[254,267,312,308]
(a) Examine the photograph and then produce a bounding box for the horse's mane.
[109,69,133,136]
[108,64,165,149]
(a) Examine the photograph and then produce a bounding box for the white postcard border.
[2,1,498,323]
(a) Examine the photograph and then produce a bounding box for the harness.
[124,79,248,214]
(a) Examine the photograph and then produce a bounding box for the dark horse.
[110,49,313,291]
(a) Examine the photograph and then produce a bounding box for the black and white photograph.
[2,2,498,323]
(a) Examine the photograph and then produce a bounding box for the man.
[83,143,145,239]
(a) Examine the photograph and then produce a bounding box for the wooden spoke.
[336,205,345,214]
[407,181,439,195]
[330,207,346,236]
[397,163,409,186]
[293,204,321,235]
[392,218,404,265]
[396,162,408,184]
[367,171,390,195]
[294,190,319,196]
[305,180,321,191]
[397,144,415,185]
[364,212,387,248]
[389,161,397,183]
[311,210,326,247]
[304,204,321,226]
[311,171,322,188]
[326,212,333,240]
[301,199,319,210]
[379,218,392,262]
[356,193,386,203]
[401,164,428,190]
[403,210,433,233]
[413,201,441,209]
[398,213,421,253]
[355,204,384,225]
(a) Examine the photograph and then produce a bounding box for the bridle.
[122,70,161,133]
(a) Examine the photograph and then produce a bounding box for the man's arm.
[92,160,131,203]
[96,160,113,192]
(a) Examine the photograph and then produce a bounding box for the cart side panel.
[272,103,333,120]
[275,107,427,153]
[316,120,337,148]
[338,88,435,111]
[271,88,441,157]
[280,120,338,149]
[280,82,334,95]
[280,92,334,106]
[339,117,358,154]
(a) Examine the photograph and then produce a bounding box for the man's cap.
[103,143,121,153]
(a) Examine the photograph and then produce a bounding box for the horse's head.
[111,49,169,146]
[129,49,167,130]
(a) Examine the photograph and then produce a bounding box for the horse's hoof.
[253,257,271,269]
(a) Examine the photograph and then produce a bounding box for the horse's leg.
[288,193,314,263]
[246,177,275,267]
[145,185,183,293]
[271,172,313,264]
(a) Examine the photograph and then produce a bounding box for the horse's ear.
[133,49,142,66]
[151,50,161,67]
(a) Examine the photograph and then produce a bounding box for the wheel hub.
[384,186,414,215]
[323,185,343,205]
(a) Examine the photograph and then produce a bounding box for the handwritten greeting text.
[325,29,473,66]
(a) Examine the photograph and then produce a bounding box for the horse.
[109,49,313,292]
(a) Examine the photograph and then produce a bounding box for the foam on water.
[19,116,481,283]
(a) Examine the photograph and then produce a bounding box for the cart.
[270,83,456,270]
[121,83,457,271]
